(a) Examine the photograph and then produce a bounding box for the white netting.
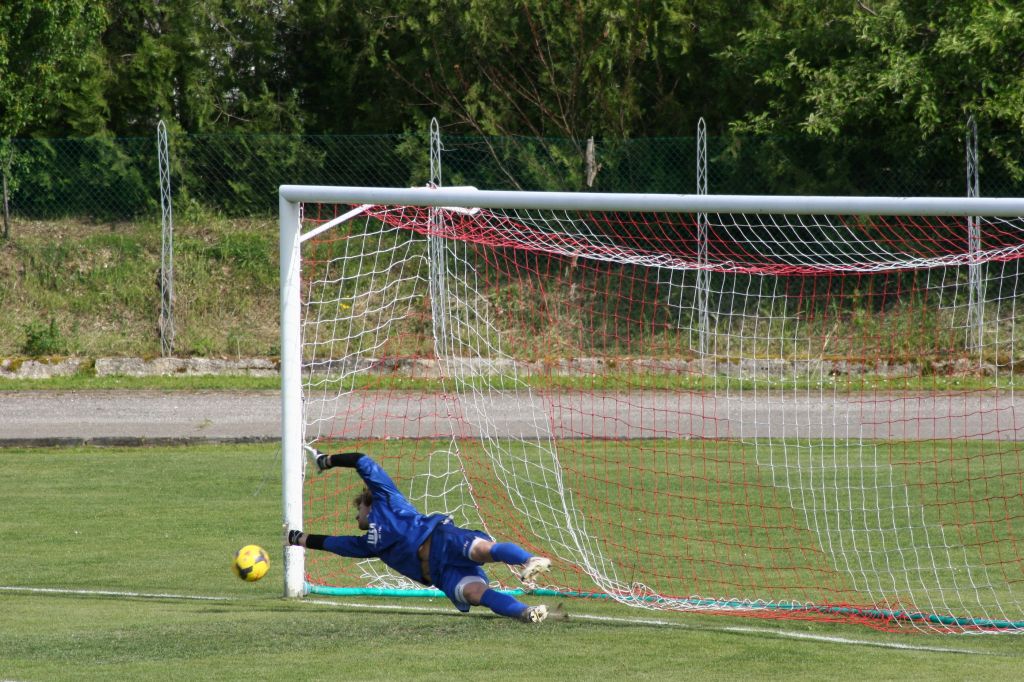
[296,202,1024,633]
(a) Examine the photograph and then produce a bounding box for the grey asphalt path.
[2,389,1023,445]
[0,390,282,446]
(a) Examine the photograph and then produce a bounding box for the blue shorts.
[428,522,491,612]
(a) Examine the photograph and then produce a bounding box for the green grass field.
[3,444,1023,681]
[305,437,1024,629]
[0,371,1013,394]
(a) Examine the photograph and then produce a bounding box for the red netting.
[297,202,1024,633]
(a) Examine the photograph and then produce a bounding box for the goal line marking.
[304,597,992,656]
[2,585,998,655]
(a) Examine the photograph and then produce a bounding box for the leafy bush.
[21,319,67,356]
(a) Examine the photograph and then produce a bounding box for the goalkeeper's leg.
[477,586,548,623]
[450,574,548,623]
[469,538,552,584]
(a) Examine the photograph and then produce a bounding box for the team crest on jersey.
[367,523,380,546]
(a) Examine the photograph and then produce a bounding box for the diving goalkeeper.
[287,449,552,623]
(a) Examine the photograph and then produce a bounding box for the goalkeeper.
[287,450,552,623]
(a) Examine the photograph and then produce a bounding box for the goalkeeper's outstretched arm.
[312,449,415,515]
[314,450,364,470]
[286,529,373,557]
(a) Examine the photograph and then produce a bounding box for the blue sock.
[490,542,532,565]
[480,588,528,619]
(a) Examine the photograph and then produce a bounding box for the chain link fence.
[3,127,1023,225]
[1,127,1022,359]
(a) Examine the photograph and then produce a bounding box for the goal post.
[280,184,1024,632]
[280,192,305,599]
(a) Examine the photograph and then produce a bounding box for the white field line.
[0,586,228,601]
[307,593,995,655]
[305,598,992,656]
[571,612,993,655]
[2,586,994,656]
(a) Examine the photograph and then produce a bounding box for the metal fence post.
[1,141,11,240]
[965,115,983,354]
[696,117,711,358]
[157,120,175,356]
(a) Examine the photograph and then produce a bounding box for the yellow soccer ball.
[233,544,270,582]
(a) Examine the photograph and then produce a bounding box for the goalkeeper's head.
[353,487,372,530]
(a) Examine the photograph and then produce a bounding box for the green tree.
[100,0,303,136]
[0,1,107,237]
[0,2,107,138]
[331,0,756,189]
[719,0,1024,188]
[283,0,397,134]
[357,0,720,139]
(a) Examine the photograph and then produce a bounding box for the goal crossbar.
[280,184,1024,217]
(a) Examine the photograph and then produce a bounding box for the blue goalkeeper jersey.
[322,455,447,585]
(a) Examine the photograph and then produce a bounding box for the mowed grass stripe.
[2,444,1022,681]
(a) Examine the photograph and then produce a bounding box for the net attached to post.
[290,189,1024,634]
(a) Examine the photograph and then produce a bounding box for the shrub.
[21,319,67,356]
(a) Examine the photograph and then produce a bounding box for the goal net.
[280,186,1024,634]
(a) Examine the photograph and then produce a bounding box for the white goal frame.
[279,184,1024,599]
